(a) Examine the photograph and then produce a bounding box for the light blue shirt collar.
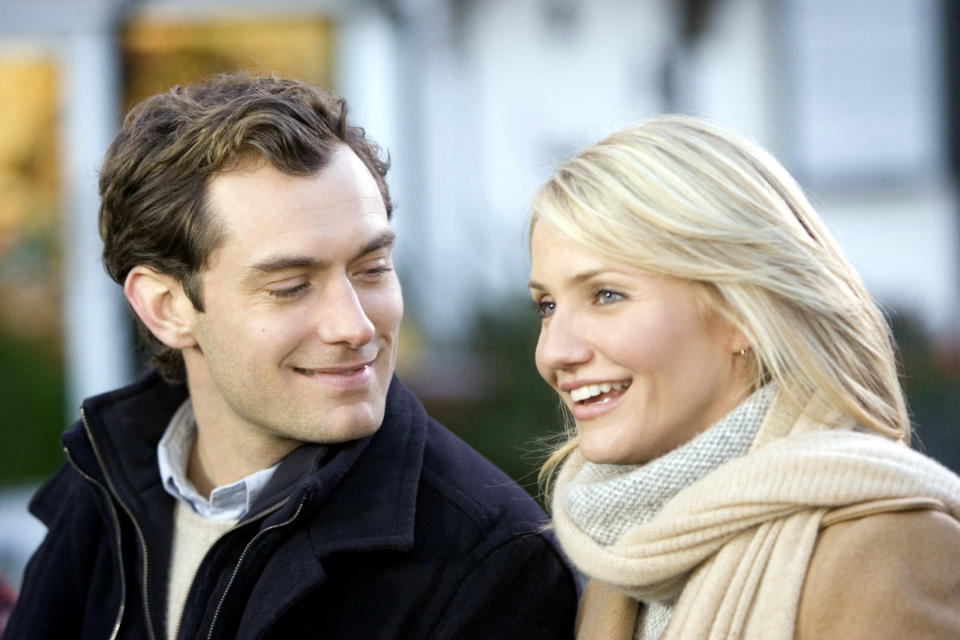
[157,400,280,521]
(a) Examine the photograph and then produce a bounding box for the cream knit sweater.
[552,392,960,640]
[166,501,238,640]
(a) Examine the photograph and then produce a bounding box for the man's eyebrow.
[248,231,397,274]
[249,255,324,274]
[359,230,396,258]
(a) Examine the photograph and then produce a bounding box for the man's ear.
[124,266,199,349]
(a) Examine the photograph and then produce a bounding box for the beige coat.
[574,499,960,639]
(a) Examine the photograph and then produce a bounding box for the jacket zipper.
[64,446,127,640]
[205,497,307,640]
[173,495,290,639]
[80,408,159,640]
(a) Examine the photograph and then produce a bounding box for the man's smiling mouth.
[294,362,372,376]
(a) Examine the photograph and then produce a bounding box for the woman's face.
[529,221,751,465]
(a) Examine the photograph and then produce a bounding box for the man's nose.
[316,279,376,348]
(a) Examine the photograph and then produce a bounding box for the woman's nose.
[535,310,592,372]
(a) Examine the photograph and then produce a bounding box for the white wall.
[780,0,957,335]
[817,186,959,335]
[425,0,958,343]
[401,0,677,340]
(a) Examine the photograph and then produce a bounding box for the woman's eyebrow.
[528,269,609,291]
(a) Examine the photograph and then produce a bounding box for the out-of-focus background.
[0,0,958,596]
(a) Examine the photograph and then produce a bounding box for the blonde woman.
[528,115,960,639]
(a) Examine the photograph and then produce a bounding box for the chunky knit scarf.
[553,390,960,640]
[565,386,776,638]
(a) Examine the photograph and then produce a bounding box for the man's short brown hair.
[98,73,391,380]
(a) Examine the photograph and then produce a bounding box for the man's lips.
[290,359,378,392]
[293,360,375,376]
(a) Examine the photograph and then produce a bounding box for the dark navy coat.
[6,372,577,639]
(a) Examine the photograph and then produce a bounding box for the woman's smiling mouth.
[565,380,631,421]
[569,380,631,404]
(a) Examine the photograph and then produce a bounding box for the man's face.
[181,145,402,452]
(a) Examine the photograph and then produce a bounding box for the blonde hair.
[532,115,909,491]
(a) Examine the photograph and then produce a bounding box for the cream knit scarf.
[564,386,776,638]
[553,391,960,640]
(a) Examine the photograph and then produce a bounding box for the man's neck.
[186,441,218,500]
[185,422,299,499]
[182,367,300,498]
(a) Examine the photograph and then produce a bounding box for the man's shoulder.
[17,376,175,535]
[382,376,547,533]
[27,461,101,530]
[418,417,548,538]
[398,419,578,640]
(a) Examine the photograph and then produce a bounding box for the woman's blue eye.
[531,299,555,318]
[596,289,623,304]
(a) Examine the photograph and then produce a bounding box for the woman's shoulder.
[796,501,960,639]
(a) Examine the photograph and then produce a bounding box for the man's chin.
[306,404,385,444]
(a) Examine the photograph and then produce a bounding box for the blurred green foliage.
[416,308,564,504]
[0,329,65,485]
[891,313,960,473]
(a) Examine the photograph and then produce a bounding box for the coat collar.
[285,375,428,555]
[57,371,429,640]
[64,370,427,555]
[66,371,187,526]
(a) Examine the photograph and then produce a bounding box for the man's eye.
[362,265,393,278]
[355,256,394,280]
[269,283,309,298]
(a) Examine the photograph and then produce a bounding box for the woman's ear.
[730,330,751,356]
[707,305,750,356]
[124,266,198,349]
[726,323,754,359]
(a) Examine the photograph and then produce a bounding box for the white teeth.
[296,366,364,376]
[570,381,628,402]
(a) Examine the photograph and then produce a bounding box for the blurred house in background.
[1,0,958,589]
